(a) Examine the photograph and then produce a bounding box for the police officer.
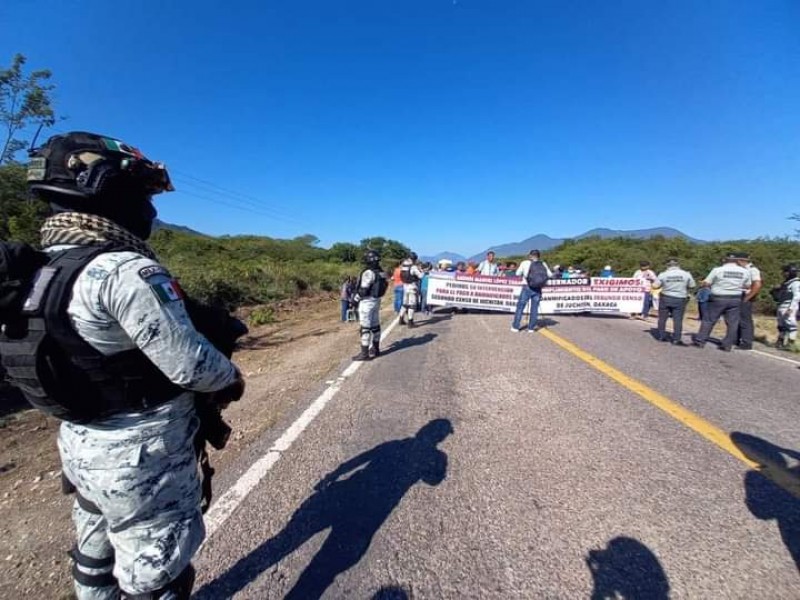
[398,252,424,327]
[735,253,763,350]
[353,249,385,360]
[25,132,244,599]
[775,264,800,350]
[693,252,752,351]
[655,258,695,345]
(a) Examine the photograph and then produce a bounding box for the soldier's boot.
[775,336,786,349]
[370,340,380,358]
[399,314,406,325]
[353,345,371,361]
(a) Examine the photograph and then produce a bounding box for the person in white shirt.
[476,251,499,276]
[632,261,659,320]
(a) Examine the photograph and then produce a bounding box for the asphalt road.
[193,309,799,599]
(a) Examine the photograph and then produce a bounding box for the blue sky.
[2,1,799,256]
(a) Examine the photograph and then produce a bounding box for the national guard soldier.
[773,264,800,350]
[398,252,425,327]
[735,253,763,350]
[655,258,695,345]
[16,132,244,599]
[693,252,752,351]
[353,249,387,360]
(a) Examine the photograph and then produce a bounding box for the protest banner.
[425,272,645,315]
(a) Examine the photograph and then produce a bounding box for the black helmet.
[409,252,418,262]
[363,249,381,266]
[783,264,799,279]
[27,131,174,239]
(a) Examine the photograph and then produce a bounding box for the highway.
[193,309,799,599]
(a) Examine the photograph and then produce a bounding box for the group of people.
[634,254,799,352]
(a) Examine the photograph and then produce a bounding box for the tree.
[359,237,410,263]
[328,242,359,263]
[1,54,57,164]
[791,214,800,238]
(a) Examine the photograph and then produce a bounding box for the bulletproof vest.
[360,268,387,298]
[400,262,419,284]
[0,244,183,423]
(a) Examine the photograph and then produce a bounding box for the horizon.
[3,1,799,255]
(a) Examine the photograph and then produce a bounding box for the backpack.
[526,261,549,290]
[770,279,797,304]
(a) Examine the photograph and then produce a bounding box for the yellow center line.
[539,328,800,500]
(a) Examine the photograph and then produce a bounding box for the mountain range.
[421,227,704,264]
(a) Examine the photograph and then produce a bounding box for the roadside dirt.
[0,295,394,599]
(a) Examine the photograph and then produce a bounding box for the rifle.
[184,297,248,511]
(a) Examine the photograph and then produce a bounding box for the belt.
[710,294,741,299]
[661,294,688,299]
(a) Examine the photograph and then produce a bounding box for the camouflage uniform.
[54,248,238,599]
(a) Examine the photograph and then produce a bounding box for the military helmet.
[409,252,418,262]
[363,249,381,266]
[783,264,799,279]
[27,131,174,200]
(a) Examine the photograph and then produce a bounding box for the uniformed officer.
[735,254,763,350]
[353,249,385,360]
[655,258,696,345]
[775,264,800,350]
[693,253,752,351]
[398,252,425,327]
[25,132,244,599]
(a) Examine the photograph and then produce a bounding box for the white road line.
[750,348,800,365]
[202,315,401,541]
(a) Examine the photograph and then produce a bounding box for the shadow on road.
[372,585,410,599]
[195,419,454,600]
[415,313,453,328]
[586,536,670,599]
[730,432,800,573]
[381,332,437,357]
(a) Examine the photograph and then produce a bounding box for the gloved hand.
[214,367,245,408]
[352,293,362,304]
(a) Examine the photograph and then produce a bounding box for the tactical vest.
[359,268,388,298]
[400,262,419,284]
[0,245,184,423]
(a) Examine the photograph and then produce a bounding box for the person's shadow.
[730,432,800,573]
[380,332,437,357]
[585,536,670,599]
[195,419,454,599]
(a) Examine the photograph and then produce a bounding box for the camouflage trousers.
[58,396,205,599]
[358,298,381,347]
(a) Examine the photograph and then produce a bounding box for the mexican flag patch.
[151,280,185,304]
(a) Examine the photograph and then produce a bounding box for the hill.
[420,251,467,264]
[152,218,207,237]
[466,227,703,262]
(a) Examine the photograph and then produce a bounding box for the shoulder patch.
[138,265,171,281]
[149,279,186,304]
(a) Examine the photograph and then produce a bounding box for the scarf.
[40,212,156,260]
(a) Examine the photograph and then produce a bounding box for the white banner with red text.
[425,272,646,315]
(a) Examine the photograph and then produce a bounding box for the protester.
[735,254,763,350]
[600,265,615,278]
[456,261,467,273]
[655,258,696,345]
[477,251,499,276]
[399,252,425,327]
[9,131,245,599]
[466,262,477,275]
[773,264,800,350]
[511,250,552,332]
[340,275,353,322]
[503,262,518,276]
[420,264,432,315]
[693,253,752,351]
[632,261,659,320]
[353,249,387,360]
[392,263,404,314]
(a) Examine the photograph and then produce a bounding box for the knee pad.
[121,564,195,600]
